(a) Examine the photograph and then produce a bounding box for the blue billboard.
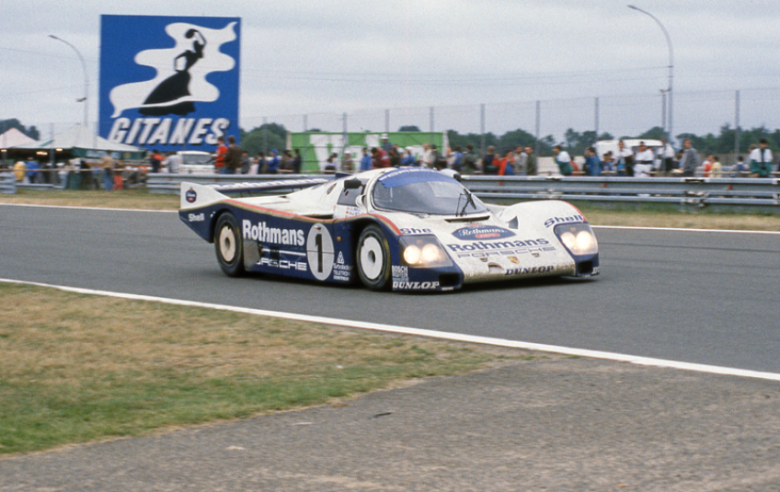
[99,15,240,152]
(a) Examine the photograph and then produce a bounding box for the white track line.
[0,203,175,213]
[3,277,780,383]
[592,225,780,235]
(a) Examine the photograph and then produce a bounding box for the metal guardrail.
[0,172,16,194]
[146,172,780,211]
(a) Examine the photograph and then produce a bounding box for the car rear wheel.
[357,224,391,290]
[214,213,244,277]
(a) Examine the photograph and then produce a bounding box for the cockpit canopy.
[371,168,487,216]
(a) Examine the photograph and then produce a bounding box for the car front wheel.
[356,224,391,290]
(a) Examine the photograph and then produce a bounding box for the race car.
[179,167,599,292]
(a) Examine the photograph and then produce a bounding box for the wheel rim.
[359,236,384,280]
[219,225,236,262]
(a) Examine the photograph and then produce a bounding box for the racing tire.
[214,213,245,277]
[356,224,392,290]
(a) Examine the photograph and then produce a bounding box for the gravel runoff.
[1,356,779,492]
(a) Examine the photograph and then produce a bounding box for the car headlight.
[399,235,453,268]
[554,223,598,256]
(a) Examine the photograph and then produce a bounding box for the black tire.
[356,224,392,290]
[214,213,245,277]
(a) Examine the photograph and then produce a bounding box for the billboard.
[99,15,240,152]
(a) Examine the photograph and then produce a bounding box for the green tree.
[0,118,39,140]
[240,123,287,155]
[398,125,421,132]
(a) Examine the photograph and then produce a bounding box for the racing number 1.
[306,225,334,281]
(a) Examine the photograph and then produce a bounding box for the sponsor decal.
[452,225,515,241]
[185,187,197,203]
[505,266,555,276]
[544,214,584,228]
[392,281,440,290]
[446,238,549,252]
[333,252,352,281]
[392,265,409,282]
[242,220,305,246]
[188,212,205,222]
[258,257,307,271]
[99,15,240,151]
[508,256,520,264]
[400,227,432,235]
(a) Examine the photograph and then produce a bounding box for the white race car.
[179,167,599,292]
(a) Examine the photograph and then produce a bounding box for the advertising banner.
[99,15,240,152]
[288,132,449,172]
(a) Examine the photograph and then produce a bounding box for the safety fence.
[0,173,15,194]
[143,173,780,212]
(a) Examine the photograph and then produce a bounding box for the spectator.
[371,147,390,169]
[553,145,573,176]
[13,160,26,182]
[240,151,252,174]
[388,147,401,168]
[25,157,40,184]
[601,151,615,173]
[381,134,392,153]
[701,154,713,177]
[223,135,243,175]
[659,137,676,176]
[401,147,416,167]
[496,149,515,176]
[322,152,338,173]
[213,136,227,173]
[483,145,498,175]
[514,146,528,175]
[99,154,116,190]
[679,138,699,177]
[749,138,773,177]
[710,155,723,178]
[255,152,266,174]
[524,146,537,176]
[266,149,281,174]
[359,147,372,171]
[342,151,355,173]
[421,143,435,168]
[461,144,479,174]
[292,149,302,174]
[278,150,293,173]
[149,150,163,173]
[734,155,747,176]
[449,145,463,172]
[430,145,446,170]
[162,151,180,174]
[583,146,601,176]
[616,140,634,177]
[634,141,654,177]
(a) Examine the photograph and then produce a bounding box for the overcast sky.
[3,0,780,141]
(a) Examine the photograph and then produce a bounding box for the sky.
[3,0,780,142]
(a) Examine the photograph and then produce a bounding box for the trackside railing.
[145,172,780,211]
[0,172,16,194]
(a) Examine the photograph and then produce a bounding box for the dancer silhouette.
[140,29,206,116]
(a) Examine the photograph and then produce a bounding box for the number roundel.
[306,224,334,281]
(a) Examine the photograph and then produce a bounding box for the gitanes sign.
[99,15,240,151]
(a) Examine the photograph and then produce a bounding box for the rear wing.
[180,178,330,210]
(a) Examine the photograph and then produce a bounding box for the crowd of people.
[552,138,779,178]
[6,135,779,188]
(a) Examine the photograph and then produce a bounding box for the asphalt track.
[1,204,779,373]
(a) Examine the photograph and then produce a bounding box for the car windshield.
[371,170,488,215]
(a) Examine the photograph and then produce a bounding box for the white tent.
[12,124,145,159]
[0,127,38,149]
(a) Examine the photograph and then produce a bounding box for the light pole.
[628,5,673,145]
[49,34,89,129]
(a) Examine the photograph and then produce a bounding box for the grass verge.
[0,283,518,456]
[0,188,179,210]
